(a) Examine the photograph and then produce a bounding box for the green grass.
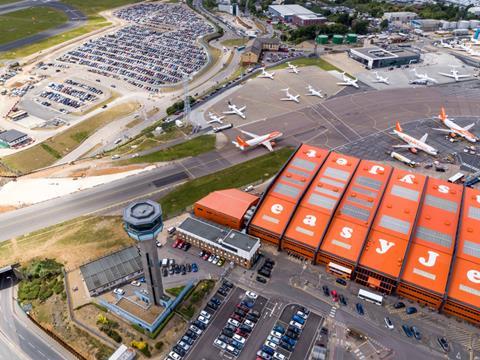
[221,38,248,47]
[166,286,186,297]
[2,101,140,173]
[271,57,342,72]
[158,147,294,218]
[61,0,142,16]
[0,0,22,5]
[119,135,216,165]
[0,7,68,46]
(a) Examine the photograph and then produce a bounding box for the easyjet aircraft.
[232,130,283,152]
[392,122,438,156]
[433,107,478,143]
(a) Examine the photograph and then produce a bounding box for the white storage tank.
[458,20,470,29]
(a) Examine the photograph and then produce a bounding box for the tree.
[380,19,389,30]
[351,20,370,35]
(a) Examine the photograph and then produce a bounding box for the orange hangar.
[194,189,259,230]
[281,152,360,260]
[318,160,393,278]
[247,145,328,246]
[443,187,480,324]
[356,169,427,294]
[397,178,463,309]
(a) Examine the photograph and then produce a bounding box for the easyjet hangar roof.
[196,189,259,220]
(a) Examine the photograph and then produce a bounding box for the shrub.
[155,341,164,350]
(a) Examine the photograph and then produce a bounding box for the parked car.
[192,263,198,272]
[223,280,233,288]
[256,350,272,360]
[227,318,240,327]
[200,310,211,319]
[265,341,278,350]
[273,325,285,334]
[437,337,450,352]
[270,330,283,338]
[244,319,255,328]
[267,335,280,344]
[168,351,181,360]
[214,338,226,349]
[411,326,421,340]
[113,288,124,295]
[336,278,347,286]
[292,315,305,325]
[339,295,347,306]
[256,276,267,283]
[322,285,330,296]
[406,307,417,315]
[356,303,364,316]
[273,352,286,360]
[402,325,413,337]
[394,301,405,309]
[286,330,299,339]
[384,317,394,330]
[246,291,258,299]
[289,320,303,329]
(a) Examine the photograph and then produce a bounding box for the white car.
[244,319,255,328]
[200,310,211,319]
[178,341,190,351]
[113,288,124,295]
[168,351,182,360]
[384,317,394,330]
[270,330,283,338]
[267,335,280,344]
[131,281,141,287]
[189,325,202,335]
[233,334,246,344]
[246,291,258,299]
[212,256,220,265]
[289,320,304,329]
[273,352,286,360]
[296,311,308,320]
[156,241,162,248]
[214,338,227,349]
[227,318,240,327]
[208,254,215,262]
[198,316,209,325]
[265,340,277,350]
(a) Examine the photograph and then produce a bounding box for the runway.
[0,0,86,52]
[2,82,480,242]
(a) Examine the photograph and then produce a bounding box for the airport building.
[194,189,259,230]
[0,129,30,148]
[349,46,420,69]
[244,144,480,324]
[177,216,261,268]
[241,37,281,64]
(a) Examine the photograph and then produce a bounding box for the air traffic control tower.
[123,200,164,306]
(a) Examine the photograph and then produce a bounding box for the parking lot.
[58,3,213,92]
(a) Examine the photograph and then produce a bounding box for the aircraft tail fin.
[235,136,248,149]
[420,133,428,143]
[439,107,447,122]
[395,122,403,133]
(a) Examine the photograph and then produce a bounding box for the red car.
[177,240,185,249]
[172,239,180,248]
[236,304,249,312]
[231,314,242,322]
[203,252,211,261]
[331,290,338,302]
[235,328,249,338]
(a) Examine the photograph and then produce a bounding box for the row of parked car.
[162,263,198,277]
[258,307,310,360]
[213,290,260,357]
[198,249,225,267]
[167,280,234,360]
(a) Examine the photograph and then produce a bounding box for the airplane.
[372,71,389,85]
[458,43,472,52]
[337,72,359,88]
[280,88,300,103]
[410,68,438,85]
[258,67,275,80]
[232,129,283,152]
[223,101,246,119]
[438,66,470,82]
[433,107,478,143]
[286,62,299,74]
[207,112,224,124]
[305,85,324,98]
[391,122,438,156]
[439,40,453,49]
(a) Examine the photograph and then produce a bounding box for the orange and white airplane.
[433,107,478,143]
[392,122,438,156]
[232,130,283,152]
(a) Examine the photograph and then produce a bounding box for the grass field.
[119,135,216,165]
[0,7,68,45]
[61,0,142,16]
[0,216,134,269]
[158,147,294,218]
[271,57,342,72]
[221,38,248,47]
[2,101,140,173]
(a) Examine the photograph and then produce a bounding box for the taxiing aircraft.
[287,62,299,74]
[258,67,275,80]
[439,40,453,49]
[433,107,478,143]
[438,66,470,82]
[373,71,389,85]
[280,88,300,103]
[392,122,438,156]
[223,101,246,119]
[410,68,438,85]
[207,112,224,124]
[337,72,359,88]
[232,130,283,152]
[305,85,324,98]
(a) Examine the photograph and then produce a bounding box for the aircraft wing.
[261,140,274,152]
[457,74,470,78]
[238,106,246,112]
[223,110,235,115]
[337,82,349,86]
[432,128,451,133]
[438,72,454,78]
[464,123,475,130]
[420,133,428,143]
[240,130,259,139]
[393,144,415,149]
[352,82,359,88]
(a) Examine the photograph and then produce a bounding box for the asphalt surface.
[0,0,86,52]
[0,273,73,360]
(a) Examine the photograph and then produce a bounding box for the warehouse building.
[177,217,261,268]
[349,46,420,69]
[292,14,326,27]
[268,4,315,22]
[194,189,259,230]
[0,129,31,148]
[382,11,417,23]
[241,37,281,64]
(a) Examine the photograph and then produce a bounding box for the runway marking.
[309,105,351,142]
[317,102,362,138]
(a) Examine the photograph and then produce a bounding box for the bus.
[448,172,465,184]
[237,45,246,51]
[358,289,383,305]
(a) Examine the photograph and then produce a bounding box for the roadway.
[0,274,74,360]
[0,0,86,52]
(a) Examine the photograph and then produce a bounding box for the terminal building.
[245,144,480,325]
[349,46,420,69]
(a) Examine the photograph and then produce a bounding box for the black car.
[217,289,227,296]
[258,269,271,278]
[288,325,301,335]
[169,267,174,275]
[406,307,417,315]
[181,336,194,345]
[256,276,267,283]
[174,265,181,274]
[220,285,230,293]
[183,243,191,251]
[339,294,347,306]
[222,328,234,337]
[185,330,198,340]
[322,285,330,296]
[265,258,275,266]
[336,278,347,286]
[394,301,405,309]
[299,306,310,315]
[218,334,231,344]
[235,309,246,318]
[173,346,186,356]
[181,266,187,275]
[193,320,206,330]
[239,325,252,333]
[286,330,299,339]
[186,264,192,272]
[402,325,413,338]
[207,301,218,310]
[211,297,222,305]
[279,341,293,351]
[250,310,260,318]
[262,262,273,270]
[223,280,233,288]
[162,268,168,277]
[437,337,450,352]
[225,324,236,332]
[320,327,328,335]
[411,326,421,340]
[246,314,258,322]
[356,303,364,315]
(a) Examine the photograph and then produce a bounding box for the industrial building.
[0,129,31,148]
[382,12,417,23]
[194,188,259,230]
[245,144,480,324]
[177,216,261,268]
[292,14,326,27]
[268,4,318,22]
[349,46,420,69]
[241,37,280,64]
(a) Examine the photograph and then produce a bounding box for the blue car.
[402,325,414,337]
[262,345,275,356]
[281,335,297,346]
[273,325,285,334]
[192,263,198,272]
[292,315,305,325]
[241,300,254,308]
[356,303,364,316]
[231,339,243,350]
